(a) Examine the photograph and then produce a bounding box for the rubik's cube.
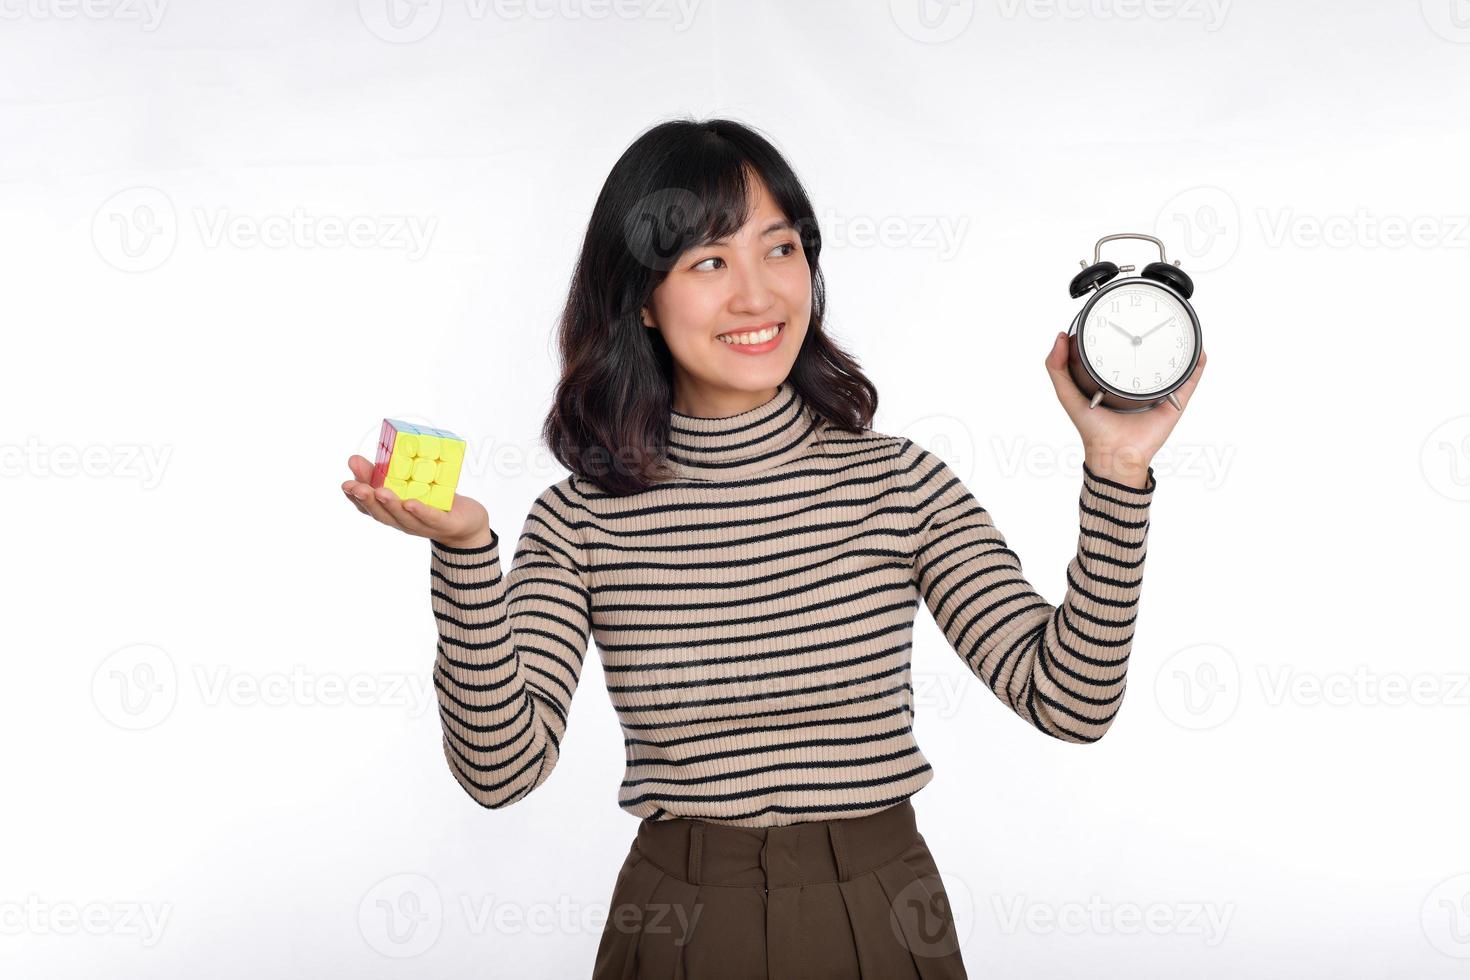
[370,419,466,512]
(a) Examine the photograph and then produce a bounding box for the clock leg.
[1090,391,1105,409]
[1167,392,1182,411]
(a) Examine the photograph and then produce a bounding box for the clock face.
[1080,281,1197,396]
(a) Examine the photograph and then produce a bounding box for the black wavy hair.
[542,116,878,495]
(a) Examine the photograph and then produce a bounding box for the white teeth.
[718,323,782,345]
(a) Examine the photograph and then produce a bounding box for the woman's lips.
[716,321,784,354]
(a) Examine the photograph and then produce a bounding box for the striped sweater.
[428,381,1155,827]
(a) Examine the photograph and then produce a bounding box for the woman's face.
[641,175,812,411]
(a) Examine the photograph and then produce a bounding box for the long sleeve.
[428,483,593,808]
[906,442,1155,743]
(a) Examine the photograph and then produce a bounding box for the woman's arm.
[429,481,594,807]
[906,443,1154,742]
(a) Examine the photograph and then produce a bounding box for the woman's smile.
[716,320,785,353]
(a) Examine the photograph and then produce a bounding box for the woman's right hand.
[342,455,493,549]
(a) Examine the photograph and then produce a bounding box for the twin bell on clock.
[1066,232,1203,413]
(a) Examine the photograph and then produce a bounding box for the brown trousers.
[591,799,969,979]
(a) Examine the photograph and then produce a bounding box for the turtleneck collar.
[664,380,823,480]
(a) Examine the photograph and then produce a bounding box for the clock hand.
[1104,319,1137,341]
[1138,317,1174,340]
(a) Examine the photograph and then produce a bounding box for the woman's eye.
[691,243,796,271]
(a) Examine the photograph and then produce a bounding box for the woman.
[342,118,1205,979]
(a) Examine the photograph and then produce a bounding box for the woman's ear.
[641,306,656,329]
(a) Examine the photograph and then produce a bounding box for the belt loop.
[687,822,704,885]
[828,819,852,882]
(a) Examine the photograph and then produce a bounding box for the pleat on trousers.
[590,798,969,979]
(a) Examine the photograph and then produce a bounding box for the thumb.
[1046,332,1089,415]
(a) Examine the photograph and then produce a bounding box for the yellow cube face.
[370,418,467,512]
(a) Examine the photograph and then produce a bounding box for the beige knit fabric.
[429,381,1155,827]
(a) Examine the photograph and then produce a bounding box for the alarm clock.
[1066,233,1202,412]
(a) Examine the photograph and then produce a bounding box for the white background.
[4,1,1468,977]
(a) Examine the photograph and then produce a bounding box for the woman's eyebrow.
[707,219,795,245]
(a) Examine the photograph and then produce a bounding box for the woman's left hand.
[1044,331,1208,488]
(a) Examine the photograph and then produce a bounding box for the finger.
[1173,347,1208,408]
[375,490,442,537]
[359,486,411,531]
[1045,332,1090,417]
[343,485,369,515]
[399,497,456,536]
[348,455,374,483]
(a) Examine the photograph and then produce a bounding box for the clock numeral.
[1129,293,1143,307]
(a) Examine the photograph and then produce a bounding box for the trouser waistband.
[632,800,919,889]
